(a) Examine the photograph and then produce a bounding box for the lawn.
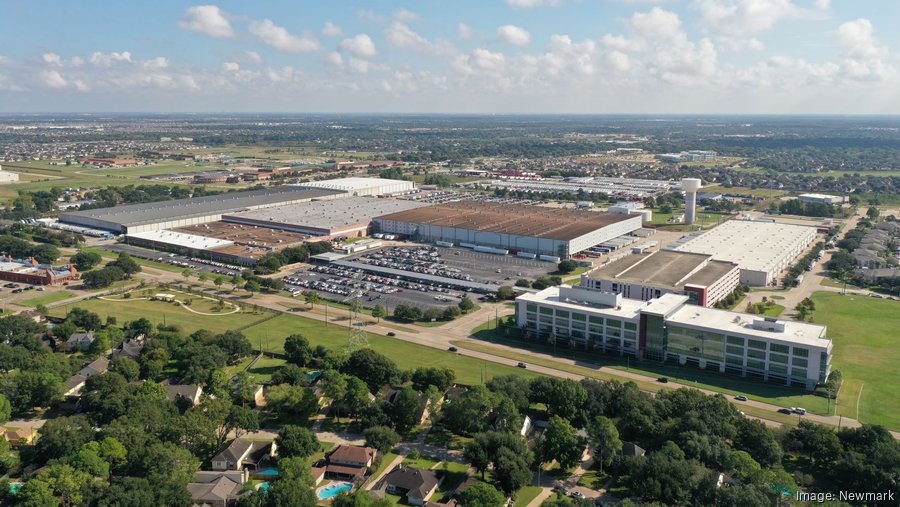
[514,486,544,507]
[47,296,274,335]
[241,314,542,385]
[403,455,441,471]
[812,291,900,428]
[18,290,75,307]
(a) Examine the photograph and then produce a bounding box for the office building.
[515,286,831,389]
[798,193,844,205]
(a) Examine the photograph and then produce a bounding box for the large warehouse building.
[58,186,345,234]
[221,197,428,239]
[516,286,831,390]
[580,250,740,307]
[374,201,642,258]
[666,220,818,286]
[296,177,415,196]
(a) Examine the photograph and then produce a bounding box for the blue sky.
[1,0,898,113]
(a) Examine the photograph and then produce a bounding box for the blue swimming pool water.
[257,468,280,477]
[259,482,270,492]
[307,371,322,380]
[317,482,352,499]
[9,483,22,495]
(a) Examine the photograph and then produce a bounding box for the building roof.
[223,196,428,232]
[78,357,109,376]
[297,177,413,192]
[667,220,817,274]
[127,230,234,250]
[59,186,343,229]
[67,331,95,345]
[384,467,440,500]
[376,201,636,241]
[326,464,368,477]
[166,384,203,401]
[212,439,271,466]
[329,445,375,464]
[186,476,242,503]
[590,250,738,290]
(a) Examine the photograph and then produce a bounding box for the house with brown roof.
[325,445,376,480]
[166,384,203,406]
[378,466,441,506]
[63,357,110,397]
[186,476,243,506]
[3,427,35,446]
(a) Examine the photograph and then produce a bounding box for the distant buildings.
[516,286,832,390]
[798,193,844,205]
[656,150,718,163]
[0,257,79,286]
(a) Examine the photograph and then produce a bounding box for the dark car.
[517,362,527,368]
[734,395,748,401]
[448,346,458,352]
[387,332,396,337]
[777,408,793,415]
[656,377,669,383]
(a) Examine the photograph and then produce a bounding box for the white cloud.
[497,25,531,46]
[0,55,12,65]
[249,19,322,53]
[240,51,262,65]
[386,22,429,49]
[505,0,560,7]
[340,34,377,58]
[393,9,419,23]
[694,0,828,50]
[89,51,132,67]
[143,57,170,70]
[323,22,343,37]
[348,58,371,74]
[178,5,234,38]
[40,69,87,91]
[836,18,894,81]
[223,62,240,72]
[265,66,301,83]
[327,52,343,66]
[42,53,62,66]
[458,23,473,40]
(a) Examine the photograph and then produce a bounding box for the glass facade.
[643,315,666,361]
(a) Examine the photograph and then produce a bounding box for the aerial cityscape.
[0,2,898,507]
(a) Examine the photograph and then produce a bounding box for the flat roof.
[591,250,738,289]
[667,305,829,348]
[376,201,636,241]
[517,286,646,320]
[223,197,428,231]
[127,230,234,250]
[59,186,343,228]
[668,220,817,273]
[297,177,412,191]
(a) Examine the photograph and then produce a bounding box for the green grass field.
[18,291,75,307]
[812,292,900,428]
[241,314,541,385]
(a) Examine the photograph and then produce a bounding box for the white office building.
[515,286,831,390]
[798,193,844,205]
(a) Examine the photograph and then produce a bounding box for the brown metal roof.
[376,201,634,241]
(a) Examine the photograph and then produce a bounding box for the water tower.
[682,178,702,225]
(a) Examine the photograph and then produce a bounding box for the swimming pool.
[256,468,280,477]
[258,482,270,493]
[316,482,352,499]
[307,371,322,380]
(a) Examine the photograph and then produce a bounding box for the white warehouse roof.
[668,220,817,274]
[295,177,414,194]
[127,230,234,250]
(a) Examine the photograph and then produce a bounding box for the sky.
[0,0,898,114]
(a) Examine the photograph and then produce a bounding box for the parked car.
[517,362,527,368]
[778,408,793,414]
[734,395,748,401]
[448,346,458,352]
[387,332,396,337]
[792,407,806,415]
[570,492,585,500]
[656,377,669,383]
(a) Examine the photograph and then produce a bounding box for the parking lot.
[100,244,243,278]
[426,246,557,284]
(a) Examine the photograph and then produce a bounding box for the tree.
[181,268,192,280]
[0,394,10,423]
[457,482,506,507]
[540,415,583,470]
[587,415,621,473]
[324,371,348,419]
[228,405,260,439]
[342,376,372,420]
[305,291,321,308]
[265,384,319,419]
[343,349,400,392]
[557,259,578,274]
[244,279,261,294]
[230,274,244,291]
[271,364,310,386]
[284,334,314,366]
[214,275,225,289]
[496,285,515,300]
[35,415,94,463]
[867,206,880,220]
[391,386,423,432]
[371,304,387,322]
[458,295,476,313]
[276,425,320,459]
[109,356,139,382]
[70,250,102,271]
[109,252,141,276]
[494,446,533,495]
[364,425,401,453]
[411,367,456,391]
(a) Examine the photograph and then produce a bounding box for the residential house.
[166,384,203,406]
[380,466,441,506]
[325,445,376,480]
[113,335,145,359]
[386,388,431,425]
[311,466,326,485]
[66,331,95,352]
[186,475,243,506]
[63,357,110,397]
[211,439,277,472]
[621,441,646,458]
[3,427,36,446]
